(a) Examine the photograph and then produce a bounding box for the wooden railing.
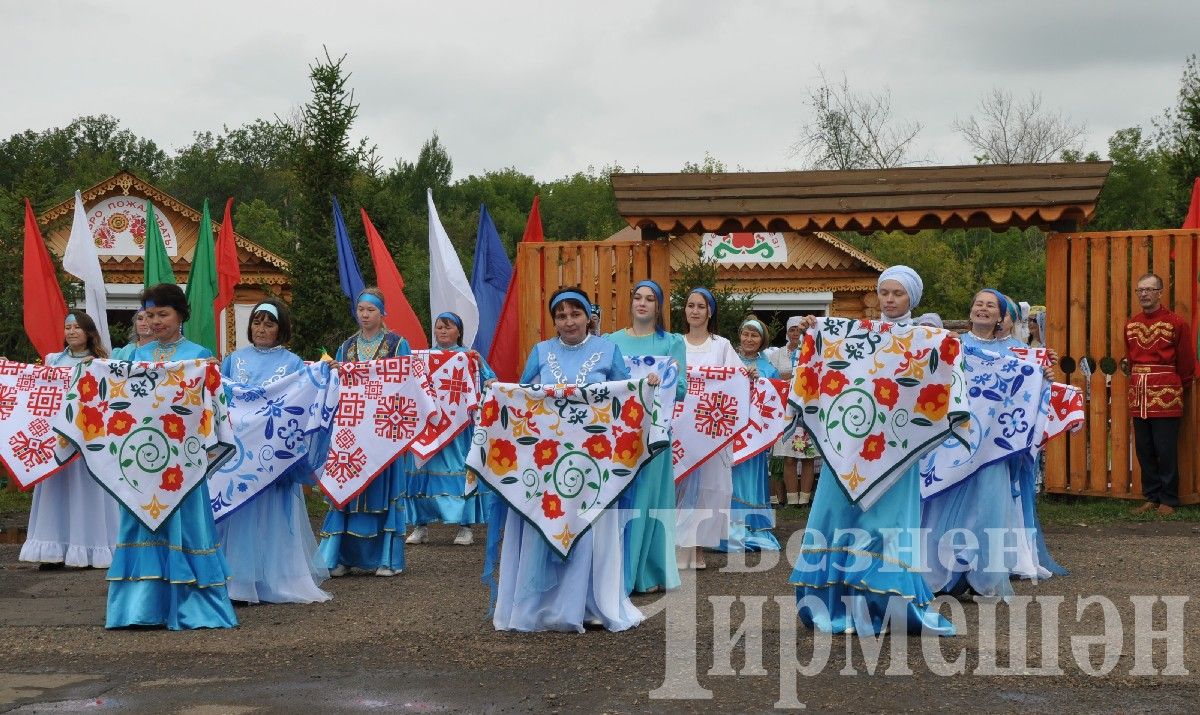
[1045,229,1199,503]
[515,240,671,359]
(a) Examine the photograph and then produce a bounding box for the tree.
[954,89,1086,164]
[1154,54,1200,223]
[669,253,755,341]
[539,165,625,240]
[680,152,727,174]
[790,69,923,170]
[289,49,371,357]
[1089,127,1176,231]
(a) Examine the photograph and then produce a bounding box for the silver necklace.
[547,336,602,385]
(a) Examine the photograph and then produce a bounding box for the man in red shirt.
[1124,273,1196,515]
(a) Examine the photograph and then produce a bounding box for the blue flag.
[332,195,365,318]
[469,204,513,356]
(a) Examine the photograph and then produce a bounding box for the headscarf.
[633,280,666,337]
[878,265,924,309]
[979,289,1009,323]
[435,311,464,346]
[357,291,387,316]
[915,313,944,329]
[688,287,717,319]
[786,315,802,330]
[549,290,593,318]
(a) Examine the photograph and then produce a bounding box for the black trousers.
[1132,417,1181,506]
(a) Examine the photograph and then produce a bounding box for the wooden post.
[1044,232,1069,494]
[1109,235,1131,497]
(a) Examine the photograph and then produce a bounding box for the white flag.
[427,188,479,347]
[62,190,111,351]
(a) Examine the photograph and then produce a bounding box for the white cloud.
[1,0,1194,179]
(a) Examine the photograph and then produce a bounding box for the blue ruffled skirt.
[792,464,954,636]
[921,460,1016,598]
[406,429,486,527]
[216,479,330,603]
[105,482,238,630]
[618,444,681,594]
[317,454,409,572]
[714,452,780,553]
[1009,452,1067,580]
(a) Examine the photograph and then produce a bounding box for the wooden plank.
[596,246,614,335]
[613,242,632,331]
[1044,232,1070,494]
[577,244,598,325]
[516,245,544,361]
[1176,233,1198,503]
[1109,235,1131,497]
[617,177,1107,202]
[1067,235,1089,494]
[1128,233,1151,498]
[1087,239,1110,495]
[649,241,672,331]
[1153,234,1173,302]
[610,161,1111,192]
[617,189,1106,217]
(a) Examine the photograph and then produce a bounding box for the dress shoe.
[1132,502,1157,515]
[1157,504,1175,516]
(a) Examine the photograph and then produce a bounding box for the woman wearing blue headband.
[20,310,119,573]
[105,284,238,630]
[715,316,781,554]
[488,286,651,632]
[318,286,412,579]
[216,299,331,604]
[676,286,741,570]
[406,311,498,547]
[606,279,684,594]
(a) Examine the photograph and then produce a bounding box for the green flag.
[184,199,219,354]
[143,200,174,288]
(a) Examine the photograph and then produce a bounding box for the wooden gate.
[515,240,671,359]
[1044,229,1200,503]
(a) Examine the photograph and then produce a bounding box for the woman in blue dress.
[20,310,120,569]
[110,309,152,361]
[716,317,781,552]
[606,280,683,594]
[921,289,1023,599]
[489,287,656,632]
[791,266,955,636]
[107,283,237,630]
[317,288,412,578]
[217,300,331,604]
[406,311,497,547]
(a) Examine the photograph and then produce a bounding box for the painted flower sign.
[465,379,667,558]
[789,318,969,510]
[919,347,1045,499]
[671,366,752,484]
[701,232,788,265]
[316,357,441,508]
[52,359,234,531]
[0,360,76,489]
[410,350,481,461]
[731,378,790,465]
[623,355,679,451]
[210,362,341,521]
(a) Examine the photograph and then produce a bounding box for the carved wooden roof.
[612,162,1112,234]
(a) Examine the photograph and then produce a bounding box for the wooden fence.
[515,240,672,360]
[1044,229,1200,504]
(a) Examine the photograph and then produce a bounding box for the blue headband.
[550,290,593,317]
[740,319,766,337]
[252,303,279,320]
[142,299,158,309]
[633,280,665,336]
[357,292,387,316]
[980,289,1009,321]
[435,311,463,333]
[65,314,79,325]
[689,287,717,319]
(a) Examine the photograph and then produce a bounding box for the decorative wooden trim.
[35,170,290,271]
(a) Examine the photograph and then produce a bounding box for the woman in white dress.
[675,287,741,570]
[19,310,121,569]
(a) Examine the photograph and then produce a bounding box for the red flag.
[488,195,544,381]
[361,208,428,349]
[22,198,69,359]
[1182,178,1200,335]
[214,198,240,355]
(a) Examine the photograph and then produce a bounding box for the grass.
[0,487,33,516]
[1036,494,1200,525]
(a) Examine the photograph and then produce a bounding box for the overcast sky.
[3,0,1196,180]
